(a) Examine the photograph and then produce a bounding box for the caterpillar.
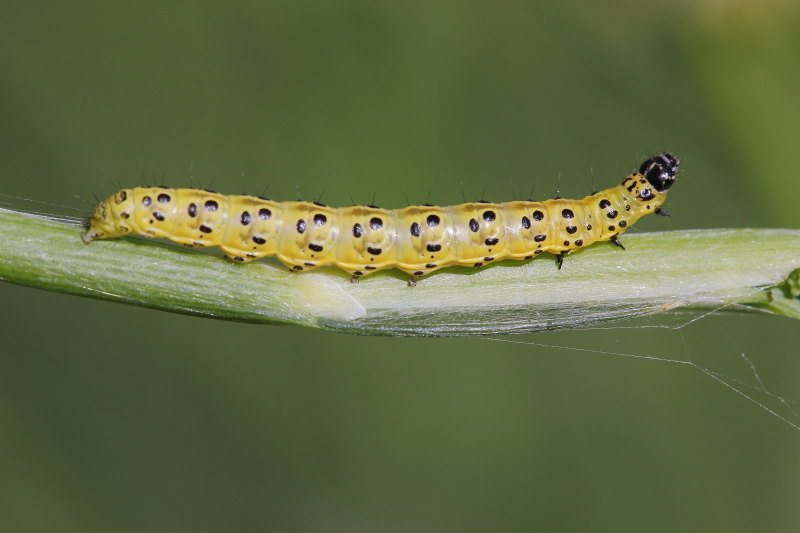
[83,153,680,282]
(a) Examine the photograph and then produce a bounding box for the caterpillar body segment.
[83,153,680,278]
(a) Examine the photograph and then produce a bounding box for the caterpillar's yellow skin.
[84,154,679,279]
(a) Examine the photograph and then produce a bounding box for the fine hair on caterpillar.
[84,153,680,283]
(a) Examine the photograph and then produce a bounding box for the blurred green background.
[1,1,799,531]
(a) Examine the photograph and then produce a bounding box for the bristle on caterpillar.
[83,153,680,280]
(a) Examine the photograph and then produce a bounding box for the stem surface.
[1,208,798,335]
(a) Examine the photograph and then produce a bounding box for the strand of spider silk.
[482,336,800,431]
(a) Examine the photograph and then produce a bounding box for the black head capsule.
[639,153,680,192]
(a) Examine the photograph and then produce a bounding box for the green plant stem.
[1,208,799,336]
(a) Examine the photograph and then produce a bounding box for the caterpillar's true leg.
[654,207,671,217]
[610,235,626,250]
[556,251,568,270]
[407,275,419,287]
[350,274,360,284]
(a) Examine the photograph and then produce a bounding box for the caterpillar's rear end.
[82,189,135,243]
[83,153,680,279]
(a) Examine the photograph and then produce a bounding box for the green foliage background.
[1,1,799,531]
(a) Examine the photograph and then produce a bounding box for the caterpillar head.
[82,190,134,243]
[640,153,680,193]
[622,153,680,208]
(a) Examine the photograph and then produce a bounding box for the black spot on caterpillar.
[83,153,680,279]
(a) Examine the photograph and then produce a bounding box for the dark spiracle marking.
[296,219,306,233]
[639,188,655,201]
[314,214,327,226]
[240,211,252,225]
[566,226,577,234]
[157,193,171,203]
[259,208,271,220]
[427,214,440,227]
[532,210,544,221]
[153,212,165,222]
[205,200,218,211]
[521,216,531,229]
[599,199,611,209]
[142,196,152,207]
[483,210,496,222]
[252,236,266,245]
[367,247,382,256]
[188,203,198,217]
[411,222,421,237]
[199,225,212,234]
[469,218,479,232]
[353,223,364,238]
[561,208,574,219]
[427,243,442,252]
[309,243,323,252]
[485,238,499,246]
[534,234,546,242]
[370,217,383,230]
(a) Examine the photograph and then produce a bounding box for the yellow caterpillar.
[84,153,679,281]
